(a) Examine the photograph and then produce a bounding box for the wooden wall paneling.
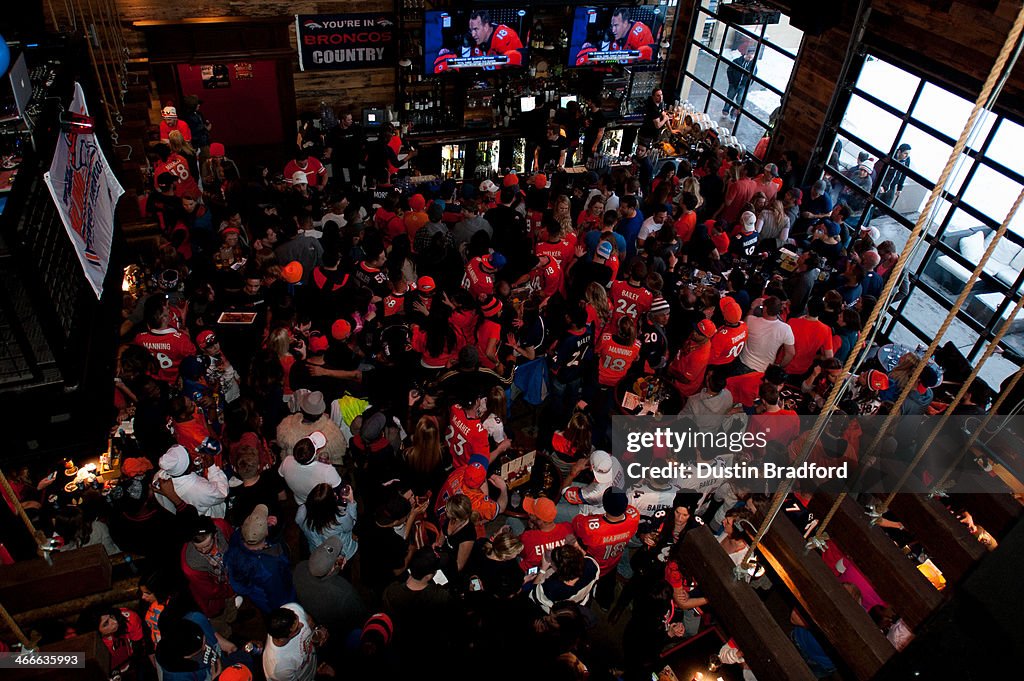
[678,527,817,681]
[806,492,945,630]
[752,506,895,681]
[888,493,987,585]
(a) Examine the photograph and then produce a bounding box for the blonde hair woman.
[756,198,790,249]
[265,326,297,394]
[440,494,480,576]
[403,416,445,495]
[681,175,703,213]
[584,282,611,333]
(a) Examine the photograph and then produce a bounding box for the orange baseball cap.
[409,194,426,211]
[503,173,519,187]
[331,319,352,340]
[218,664,253,681]
[281,261,303,284]
[697,319,717,337]
[523,496,557,523]
[533,173,548,189]
[721,297,743,324]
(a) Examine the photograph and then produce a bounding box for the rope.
[742,1,1024,564]
[932,364,1024,491]
[0,600,35,651]
[0,470,43,550]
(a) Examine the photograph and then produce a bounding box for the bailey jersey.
[471,25,523,56]
[551,329,593,383]
[572,507,641,575]
[627,482,677,521]
[596,333,642,387]
[519,522,574,571]
[134,327,197,382]
[708,322,748,366]
[463,256,496,300]
[446,405,490,468]
[610,281,653,323]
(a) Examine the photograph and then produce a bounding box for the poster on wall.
[201,64,230,88]
[296,13,397,71]
[233,63,254,80]
[43,82,124,300]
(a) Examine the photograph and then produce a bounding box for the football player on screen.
[607,7,655,61]
[467,9,524,67]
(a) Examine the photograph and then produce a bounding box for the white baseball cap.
[161,106,177,119]
[291,170,309,185]
[591,450,615,484]
[159,445,189,476]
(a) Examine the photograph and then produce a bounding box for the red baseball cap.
[522,496,557,523]
[409,194,426,211]
[331,319,352,341]
[533,173,548,189]
[697,319,717,337]
[209,142,225,158]
[503,173,519,187]
[196,329,217,348]
[218,664,253,681]
[417,276,436,293]
[867,369,890,392]
[464,462,488,487]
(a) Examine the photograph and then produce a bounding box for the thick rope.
[741,2,1024,565]
[932,364,1024,492]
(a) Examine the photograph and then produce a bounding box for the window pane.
[887,320,925,349]
[986,118,1024,176]
[841,95,902,157]
[688,46,719,89]
[913,82,995,142]
[735,114,767,154]
[744,85,781,127]
[975,347,1018,388]
[856,55,919,112]
[693,11,723,51]
[680,76,710,112]
[962,163,1024,226]
[754,43,794,93]
[895,125,952,186]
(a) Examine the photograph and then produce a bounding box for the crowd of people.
[0,95,996,681]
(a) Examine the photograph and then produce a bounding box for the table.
[660,626,744,681]
[488,450,562,518]
[616,376,684,416]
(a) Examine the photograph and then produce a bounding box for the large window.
[827,53,1024,387]
[678,0,804,151]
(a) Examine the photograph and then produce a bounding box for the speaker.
[789,1,848,36]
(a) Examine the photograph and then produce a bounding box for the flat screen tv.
[425,8,531,73]
[568,6,664,67]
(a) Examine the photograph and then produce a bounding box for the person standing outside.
[878,143,912,206]
[723,45,758,119]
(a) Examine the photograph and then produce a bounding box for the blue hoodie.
[225,533,296,613]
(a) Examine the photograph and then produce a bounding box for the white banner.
[43,82,124,300]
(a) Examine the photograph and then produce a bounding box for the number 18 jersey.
[572,507,640,575]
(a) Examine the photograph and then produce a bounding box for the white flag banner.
[43,82,124,299]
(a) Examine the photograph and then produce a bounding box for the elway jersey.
[610,281,653,323]
[708,322,748,365]
[463,256,496,300]
[471,25,524,57]
[610,21,655,52]
[572,506,640,575]
[134,328,197,383]
[446,405,490,468]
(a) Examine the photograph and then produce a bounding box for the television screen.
[568,6,665,67]
[363,107,385,128]
[426,8,531,73]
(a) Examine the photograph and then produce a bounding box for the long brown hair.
[405,416,442,474]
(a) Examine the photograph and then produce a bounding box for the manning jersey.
[596,333,642,387]
[471,24,524,57]
[572,507,641,575]
[708,322,748,366]
[463,256,496,300]
[134,328,197,383]
[610,22,655,52]
[446,405,490,468]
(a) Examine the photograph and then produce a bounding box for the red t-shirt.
[725,371,765,408]
[529,256,563,299]
[382,288,413,318]
[446,405,490,468]
[708,323,748,366]
[134,328,197,382]
[612,22,655,51]
[159,120,191,142]
[411,326,457,369]
[463,257,496,300]
[596,333,642,387]
[476,319,503,369]
[610,281,653,323]
[519,523,574,571]
[711,231,731,255]
[536,236,575,270]
[749,409,801,445]
[471,24,523,56]
[786,317,834,376]
[103,608,145,671]
[674,212,697,243]
[284,157,327,188]
[669,340,712,397]
[450,309,479,349]
[572,507,640,575]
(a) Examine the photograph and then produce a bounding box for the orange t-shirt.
[708,323,748,366]
[786,317,834,376]
[596,333,641,387]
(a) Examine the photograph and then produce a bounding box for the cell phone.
[468,577,483,592]
[45,471,57,483]
[527,566,539,576]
